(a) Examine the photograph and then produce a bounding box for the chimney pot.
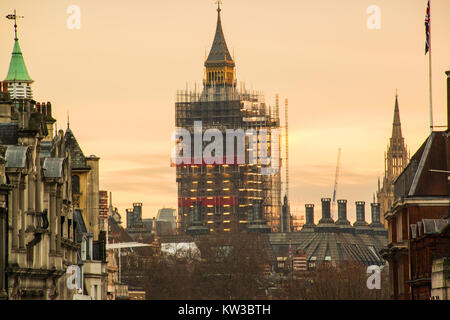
[47,102,52,116]
[1,82,7,93]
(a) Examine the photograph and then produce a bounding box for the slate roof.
[42,157,65,178]
[40,141,53,159]
[394,131,448,199]
[0,123,18,145]
[5,145,28,168]
[269,229,387,266]
[64,128,90,170]
[205,7,234,67]
[74,209,89,240]
[108,216,134,243]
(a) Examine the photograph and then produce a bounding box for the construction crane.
[331,148,342,220]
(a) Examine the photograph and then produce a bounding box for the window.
[92,285,98,300]
[72,175,80,194]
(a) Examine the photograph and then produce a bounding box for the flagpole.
[428,0,434,133]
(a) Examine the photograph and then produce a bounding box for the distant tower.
[377,92,409,227]
[4,11,33,99]
[175,3,282,234]
[280,195,292,232]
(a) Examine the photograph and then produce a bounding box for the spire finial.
[395,88,398,98]
[67,110,70,129]
[216,0,222,13]
[6,10,24,41]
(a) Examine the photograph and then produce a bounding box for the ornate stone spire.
[391,92,403,146]
[387,92,408,180]
[376,91,409,227]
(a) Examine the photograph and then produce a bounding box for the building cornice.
[385,196,450,219]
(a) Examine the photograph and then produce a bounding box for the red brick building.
[381,70,450,300]
[409,219,450,299]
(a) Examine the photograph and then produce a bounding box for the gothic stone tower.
[175,4,281,234]
[377,93,409,227]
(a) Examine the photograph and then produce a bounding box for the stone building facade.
[0,19,106,300]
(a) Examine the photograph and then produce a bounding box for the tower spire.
[392,91,402,140]
[204,2,235,87]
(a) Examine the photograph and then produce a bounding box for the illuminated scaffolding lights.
[178,196,238,207]
[175,86,283,233]
[171,155,244,167]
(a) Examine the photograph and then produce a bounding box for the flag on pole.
[425,0,430,54]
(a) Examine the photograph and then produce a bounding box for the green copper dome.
[4,39,33,82]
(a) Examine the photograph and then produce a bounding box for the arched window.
[72,175,80,194]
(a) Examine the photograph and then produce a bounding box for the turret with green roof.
[4,11,33,99]
[5,38,33,83]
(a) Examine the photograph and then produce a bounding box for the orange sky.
[1,0,450,224]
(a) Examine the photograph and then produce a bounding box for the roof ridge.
[408,133,434,196]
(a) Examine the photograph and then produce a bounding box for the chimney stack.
[369,203,385,229]
[305,204,315,226]
[42,101,56,142]
[336,199,350,226]
[319,198,334,224]
[353,201,368,227]
[371,203,380,223]
[446,71,450,130]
